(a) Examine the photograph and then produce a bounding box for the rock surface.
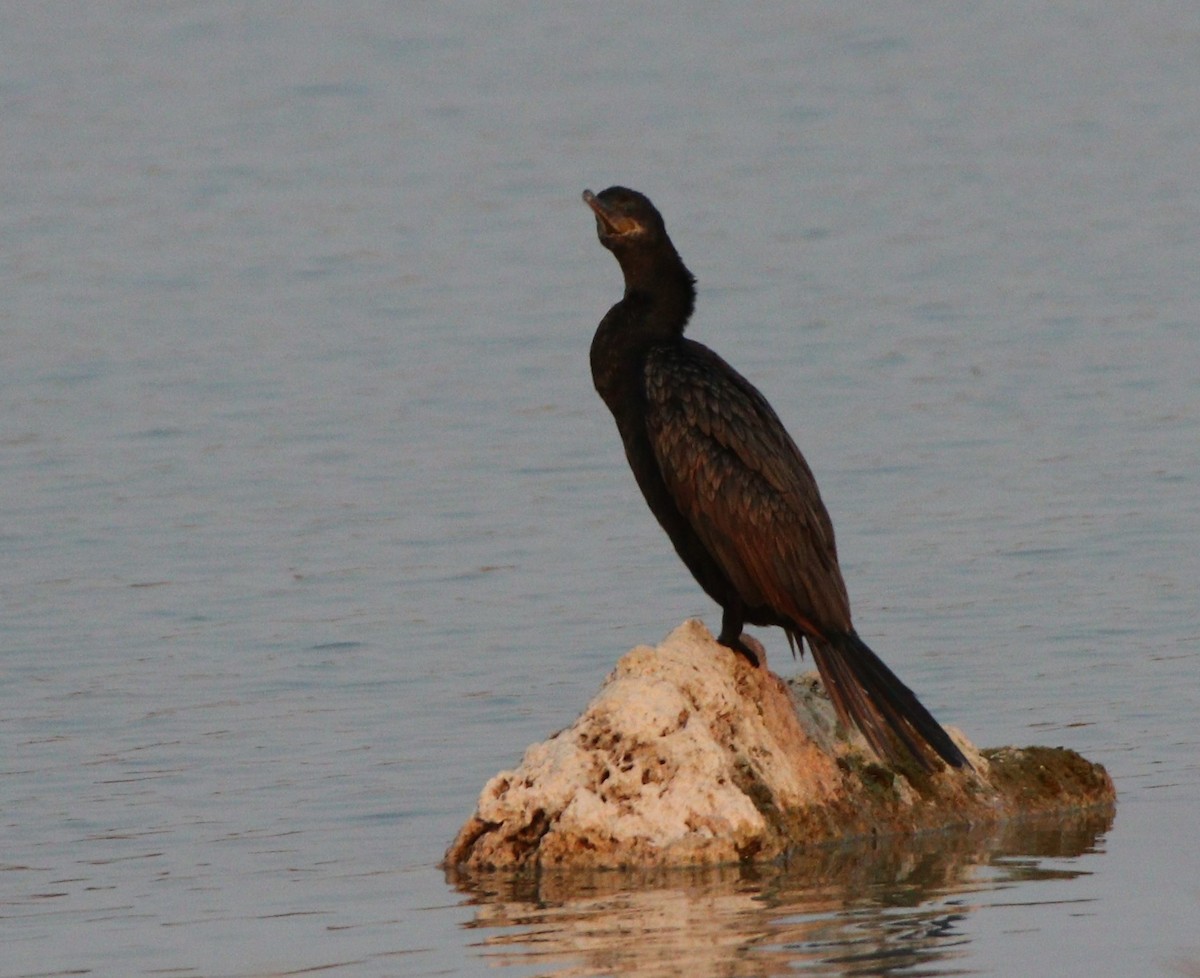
[445,620,1115,871]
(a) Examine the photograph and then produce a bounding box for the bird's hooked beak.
[582,189,641,237]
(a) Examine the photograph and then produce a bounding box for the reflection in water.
[449,809,1112,977]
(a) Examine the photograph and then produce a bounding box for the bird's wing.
[643,341,851,632]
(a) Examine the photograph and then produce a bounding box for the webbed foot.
[717,629,767,668]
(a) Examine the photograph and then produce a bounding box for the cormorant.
[583,185,968,772]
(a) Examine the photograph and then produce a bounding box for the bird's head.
[582,186,668,254]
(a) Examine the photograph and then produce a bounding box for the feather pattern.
[644,340,848,634]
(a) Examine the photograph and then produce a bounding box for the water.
[2,3,1197,975]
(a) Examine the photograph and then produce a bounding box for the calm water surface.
[2,4,1198,976]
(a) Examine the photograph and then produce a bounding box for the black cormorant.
[583,185,968,772]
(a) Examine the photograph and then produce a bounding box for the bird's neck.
[616,246,696,341]
[590,249,695,419]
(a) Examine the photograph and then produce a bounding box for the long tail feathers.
[808,631,970,772]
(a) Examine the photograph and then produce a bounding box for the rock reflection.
[447,809,1112,977]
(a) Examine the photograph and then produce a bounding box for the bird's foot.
[718,631,767,669]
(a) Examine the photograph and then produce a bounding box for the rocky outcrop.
[445,620,1114,871]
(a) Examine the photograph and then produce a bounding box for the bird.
[582,185,968,772]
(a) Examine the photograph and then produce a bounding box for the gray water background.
[2,3,1198,976]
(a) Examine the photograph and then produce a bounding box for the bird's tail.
[808,631,970,772]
